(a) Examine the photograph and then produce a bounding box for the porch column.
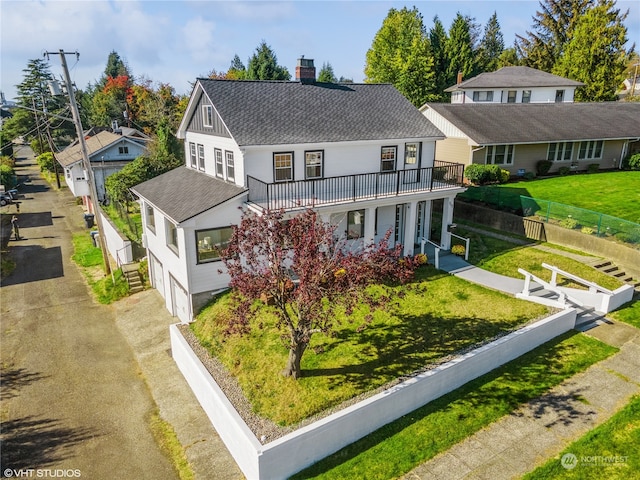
[403,201,418,256]
[440,196,455,250]
[364,207,376,246]
[423,200,433,243]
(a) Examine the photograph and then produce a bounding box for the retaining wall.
[170,308,577,480]
[97,207,133,266]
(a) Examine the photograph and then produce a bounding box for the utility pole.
[45,50,111,276]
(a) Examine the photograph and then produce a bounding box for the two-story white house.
[131,59,467,323]
[446,66,584,104]
[55,127,149,210]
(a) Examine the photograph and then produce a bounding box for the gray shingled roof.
[425,102,640,145]
[445,66,584,92]
[56,131,128,167]
[130,167,247,223]
[198,79,444,146]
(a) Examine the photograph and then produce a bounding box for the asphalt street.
[0,145,177,479]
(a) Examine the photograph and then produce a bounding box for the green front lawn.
[295,333,617,479]
[501,171,640,223]
[191,266,550,426]
[523,394,640,480]
[608,300,640,329]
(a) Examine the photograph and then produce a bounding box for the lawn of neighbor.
[500,171,640,223]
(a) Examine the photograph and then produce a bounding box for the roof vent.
[296,56,316,84]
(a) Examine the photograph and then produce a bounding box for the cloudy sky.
[1,0,638,101]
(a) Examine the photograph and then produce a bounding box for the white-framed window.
[522,90,531,103]
[118,146,129,154]
[225,150,235,181]
[215,148,223,178]
[145,204,155,233]
[555,90,565,103]
[381,146,397,171]
[547,142,574,162]
[405,143,419,165]
[189,143,197,168]
[473,91,494,102]
[66,168,71,179]
[196,226,233,263]
[166,220,179,255]
[202,105,213,127]
[274,152,293,182]
[578,140,603,160]
[507,90,517,103]
[305,150,323,179]
[197,144,205,170]
[486,145,514,165]
[347,209,365,240]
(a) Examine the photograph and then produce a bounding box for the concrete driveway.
[1,146,177,479]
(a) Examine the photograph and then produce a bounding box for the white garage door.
[150,254,165,299]
[170,276,190,323]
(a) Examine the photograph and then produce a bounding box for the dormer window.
[203,105,213,127]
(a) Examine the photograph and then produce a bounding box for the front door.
[430,198,444,246]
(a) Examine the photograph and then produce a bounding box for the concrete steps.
[122,262,144,294]
[591,260,640,294]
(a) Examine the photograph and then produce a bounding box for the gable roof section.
[130,167,247,224]
[445,66,584,92]
[190,79,444,146]
[423,102,640,145]
[55,131,142,167]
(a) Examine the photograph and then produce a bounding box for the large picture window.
[226,151,235,181]
[473,91,494,102]
[196,227,233,263]
[578,140,603,160]
[189,143,197,168]
[197,144,205,170]
[274,152,293,182]
[381,146,397,171]
[486,145,514,165]
[547,142,574,162]
[347,209,365,239]
[305,151,323,179]
[215,148,223,178]
[203,105,213,127]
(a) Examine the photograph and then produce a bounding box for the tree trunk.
[282,341,307,379]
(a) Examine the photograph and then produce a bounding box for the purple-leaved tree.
[222,208,417,379]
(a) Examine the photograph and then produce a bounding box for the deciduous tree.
[222,209,417,379]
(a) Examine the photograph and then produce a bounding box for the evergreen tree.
[317,62,337,83]
[516,0,593,71]
[365,6,437,106]
[246,41,290,80]
[227,54,246,80]
[429,15,450,101]
[477,12,505,72]
[445,13,477,87]
[554,0,631,101]
[497,47,521,68]
[101,51,132,87]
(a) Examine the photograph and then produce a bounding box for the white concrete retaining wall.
[602,285,635,313]
[98,208,132,266]
[171,309,577,480]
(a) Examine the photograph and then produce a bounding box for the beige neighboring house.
[446,66,584,104]
[55,128,150,211]
[421,102,640,177]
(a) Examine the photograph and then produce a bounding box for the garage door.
[150,254,165,299]
[170,276,190,323]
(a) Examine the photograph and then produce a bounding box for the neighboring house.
[446,66,583,104]
[618,75,640,100]
[131,58,466,323]
[421,102,640,176]
[55,128,150,210]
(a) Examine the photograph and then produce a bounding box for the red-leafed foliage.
[221,209,417,379]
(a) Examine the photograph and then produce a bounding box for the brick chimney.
[457,71,463,84]
[295,56,316,84]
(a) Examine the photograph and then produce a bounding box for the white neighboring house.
[55,128,150,211]
[447,66,584,104]
[131,59,467,323]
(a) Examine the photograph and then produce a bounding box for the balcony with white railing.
[247,161,465,211]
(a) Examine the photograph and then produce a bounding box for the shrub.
[36,152,56,173]
[558,166,571,176]
[559,217,579,229]
[463,164,510,185]
[624,153,640,170]
[523,171,536,180]
[451,244,466,256]
[0,164,16,188]
[587,163,599,173]
[414,253,427,265]
[30,138,49,156]
[0,156,15,169]
[536,160,553,176]
[580,226,594,235]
